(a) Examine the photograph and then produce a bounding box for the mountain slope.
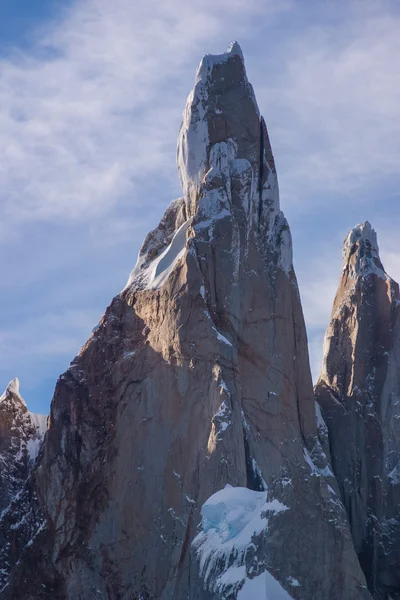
[1,44,369,600]
[0,378,47,513]
[315,222,400,599]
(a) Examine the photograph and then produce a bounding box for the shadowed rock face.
[0,378,47,513]
[1,45,369,599]
[315,222,400,599]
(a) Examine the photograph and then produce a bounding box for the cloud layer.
[0,0,288,236]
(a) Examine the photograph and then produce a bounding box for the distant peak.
[7,377,20,395]
[227,40,244,59]
[195,41,245,83]
[342,221,385,280]
[346,221,379,253]
[0,377,26,406]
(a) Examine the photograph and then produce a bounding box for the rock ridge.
[316,222,400,598]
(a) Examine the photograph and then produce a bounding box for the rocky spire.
[1,45,369,600]
[125,42,291,292]
[0,379,47,513]
[177,42,270,215]
[342,221,386,281]
[315,223,400,598]
[0,377,25,404]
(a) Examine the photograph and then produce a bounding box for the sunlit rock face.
[315,221,400,599]
[1,45,369,600]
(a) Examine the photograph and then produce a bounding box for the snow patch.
[303,448,333,478]
[0,378,26,406]
[26,412,48,461]
[214,400,231,433]
[124,218,192,291]
[315,401,328,434]
[389,463,400,485]
[193,485,288,595]
[343,221,387,280]
[195,41,244,85]
[238,571,294,599]
[194,206,231,233]
[177,47,211,205]
[287,576,300,587]
[212,326,233,347]
[251,457,268,491]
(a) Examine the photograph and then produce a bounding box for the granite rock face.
[315,222,400,599]
[0,378,47,513]
[0,379,49,592]
[1,44,370,599]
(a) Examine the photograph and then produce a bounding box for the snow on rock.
[0,378,25,406]
[238,570,294,600]
[250,458,268,491]
[212,326,233,347]
[177,50,210,208]
[388,463,400,485]
[193,485,288,596]
[0,378,48,520]
[303,447,333,478]
[196,41,245,82]
[343,221,387,281]
[124,217,192,291]
[125,40,294,296]
[178,40,254,207]
[315,401,328,434]
[25,412,48,461]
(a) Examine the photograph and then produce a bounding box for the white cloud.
[257,8,400,206]
[0,308,100,381]
[0,0,288,237]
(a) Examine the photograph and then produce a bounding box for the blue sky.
[1,0,399,415]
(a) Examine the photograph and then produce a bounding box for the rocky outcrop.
[0,378,49,592]
[0,378,47,513]
[1,44,369,599]
[315,222,400,599]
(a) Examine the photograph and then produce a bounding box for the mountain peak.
[316,221,400,597]
[227,40,243,58]
[177,42,267,219]
[126,44,291,293]
[342,220,386,280]
[0,377,25,406]
[195,41,245,84]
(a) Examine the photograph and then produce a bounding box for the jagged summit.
[0,377,25,406]
[126,43,290,293]
[316,222,400,598]
[0,378,47,518]
[342,220,387,280]
[177,40,269,218]
[196,41,245,83]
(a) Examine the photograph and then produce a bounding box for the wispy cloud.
[257,6,400,207]
[0,0,288,237]
[0,309,100,385]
